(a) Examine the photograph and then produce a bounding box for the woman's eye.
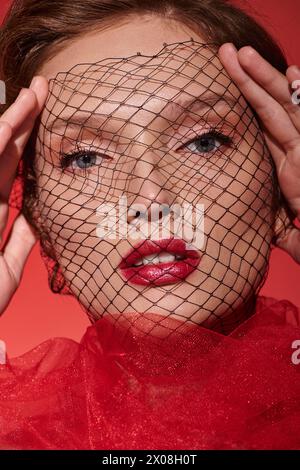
[60,150,107,171]
[182,131,232,155]
[73,152,98,169]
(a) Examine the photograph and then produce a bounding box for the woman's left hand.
[218,43,300,264]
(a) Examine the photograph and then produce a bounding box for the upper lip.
[119,237,200,269]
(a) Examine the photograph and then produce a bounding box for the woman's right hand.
[0,76,48,314]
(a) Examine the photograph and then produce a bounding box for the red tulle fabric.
[1,296,300,450]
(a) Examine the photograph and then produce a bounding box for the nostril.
[127,203,173,223]
[127,205,143,223]
[152,204,170,221]
[127,208,147,223]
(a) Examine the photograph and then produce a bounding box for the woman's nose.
[125,143,176,224]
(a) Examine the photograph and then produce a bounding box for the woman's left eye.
[72,151,99,169]
[60,150,109,171]
[181,131,232,154]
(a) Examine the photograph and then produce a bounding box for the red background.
[0,0,300,357]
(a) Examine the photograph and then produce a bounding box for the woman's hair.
[0,0,291,294]
[0,0,288,109]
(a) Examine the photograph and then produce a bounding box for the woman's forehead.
[39,15,206,77]
[48,41,226,88]
[42,40,241,125]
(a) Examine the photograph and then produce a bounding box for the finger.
[1,76,48,196]
[0,121,13,154]
[0,88,38,196]
[264,130,300,216]
[218,43,300,154]
[286,64,300,84]
[0,122,13,235]
[0,76,48,131]
[237,46,300,132]
[0,76,48,198]
[0,202,8,242]
[2,213,37,285]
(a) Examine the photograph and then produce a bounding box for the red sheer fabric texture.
[1,296,300,450]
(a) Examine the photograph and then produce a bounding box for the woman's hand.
[218,43,300,264]
[0,76,48,314]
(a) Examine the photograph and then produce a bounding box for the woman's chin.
[102,311,198,339]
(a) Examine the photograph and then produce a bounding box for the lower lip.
[119,255,201,286]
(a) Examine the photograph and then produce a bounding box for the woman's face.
[35,15,276,334]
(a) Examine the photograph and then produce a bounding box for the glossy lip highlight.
[118,237,201,286]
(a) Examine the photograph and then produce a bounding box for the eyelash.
[60,147,112,175]
[178,127,235,155]
[59,127,235,174]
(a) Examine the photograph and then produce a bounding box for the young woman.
[0,0,300,450]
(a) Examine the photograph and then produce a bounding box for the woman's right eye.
[60,150,109,171]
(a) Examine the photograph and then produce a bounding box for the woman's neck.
[206,295,258,335]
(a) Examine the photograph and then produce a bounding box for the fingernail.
[29,76,39,90]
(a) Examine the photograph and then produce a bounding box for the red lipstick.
[119,237,201,286]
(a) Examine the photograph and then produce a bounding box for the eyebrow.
[171,91,239,112]
[47,91,240,132]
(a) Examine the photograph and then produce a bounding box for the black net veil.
[10,39,282,337]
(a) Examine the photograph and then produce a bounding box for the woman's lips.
[118,238,201,286]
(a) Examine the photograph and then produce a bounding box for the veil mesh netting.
[11,39,279,334]
[3,40,300,450]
